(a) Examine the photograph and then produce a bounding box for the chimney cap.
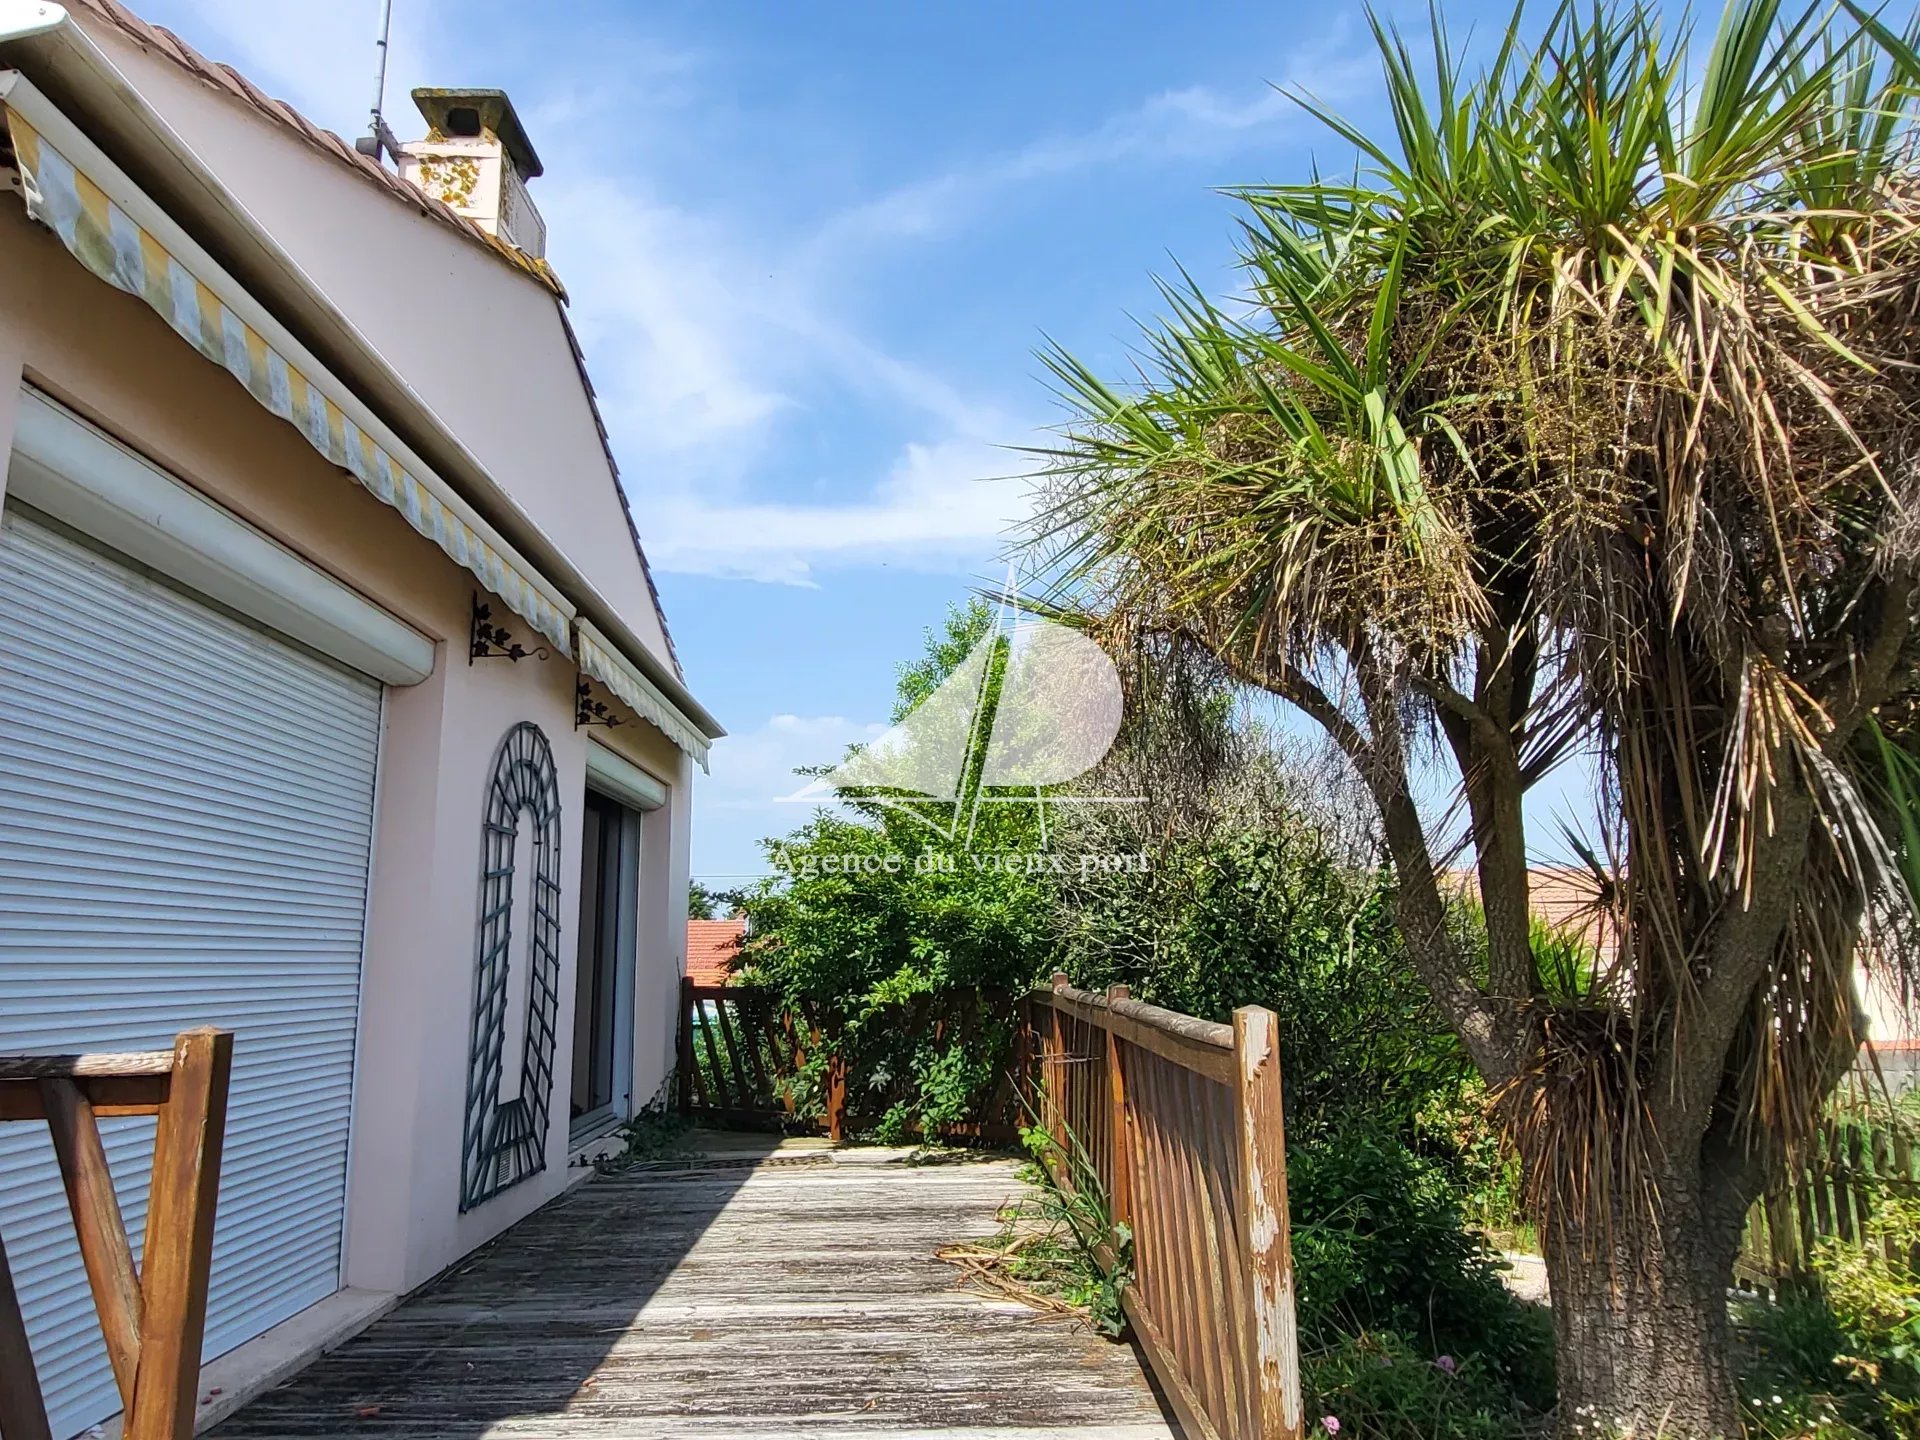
[410,88,543,179]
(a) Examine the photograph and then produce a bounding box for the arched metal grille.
[461,721,564,1210]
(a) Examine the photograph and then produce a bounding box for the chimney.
[397,89,547,258]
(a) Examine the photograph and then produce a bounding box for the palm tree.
[1031,2,1920,1432]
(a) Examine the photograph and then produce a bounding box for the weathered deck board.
[211,1143,1178,1439]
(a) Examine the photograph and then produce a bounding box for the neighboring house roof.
[687,919,746,987]
[1444,864,1620,961]
[57,0,685,682]
[1453,865,1920,1048]
[1523,865,1618,959]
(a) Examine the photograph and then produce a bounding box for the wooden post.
[1106,985,1133,1237]
[676,976,696,1116]
[0,1226,52,1440]
[1048,973,1069,1158]
[1233,1006,1302,1440]
[1008,994,1033,1128]
[825,1053,848,1144]
[126,1028,232,1440]
[41,1077,144,1405]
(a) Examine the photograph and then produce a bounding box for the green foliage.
[941,1120,1132,1339]
[1016,1123,1133,1338]
[606,1082,695,1166]
[1057,818,1468,1142]
[688,880,739,921]
[1736,1192,1920,1438]
[1031,8,1920,1426]
[1289,1122,1555,1411]
[1304,1330,1536,1440]
[1421,1076,1533,1253]
[745,599,1551,1419]
[739,603,1053,1137]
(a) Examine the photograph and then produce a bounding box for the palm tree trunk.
[1541,1156,1753,1438]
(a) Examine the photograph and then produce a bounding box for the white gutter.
[0,6,722,743]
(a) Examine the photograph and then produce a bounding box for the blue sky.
[143,0,1603,884]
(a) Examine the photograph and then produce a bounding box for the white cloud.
[691,712,892,880]
[540,172,795,456]
[646,436,1040,586]
[706,713,887,806]
[154,0,1352,595]
[808,34,1374,257]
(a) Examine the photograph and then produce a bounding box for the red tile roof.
[1444,865,1620,960]
[686,919,745,988]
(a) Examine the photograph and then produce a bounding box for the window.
[571,789,639,1139]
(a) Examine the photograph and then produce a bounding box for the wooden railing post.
[1106,985,1133,1237]
[42,1077,144,1405]
[676,976,696,1116]
[0,1030,233,1440]
[1233,1006,1302,1440]
[127,1027,233,1440]
[825,1053,848,1144]
[0,1227,51,1440]
[1048,973,1069,1157]
[1010,993,1034,1122]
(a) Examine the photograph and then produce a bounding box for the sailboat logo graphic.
[782,585,1132,841]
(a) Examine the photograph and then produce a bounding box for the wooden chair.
[0,1029,233,1440]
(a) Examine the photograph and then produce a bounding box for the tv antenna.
[354,0,400,163]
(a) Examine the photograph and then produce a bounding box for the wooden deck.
[210,1136,1179,1438]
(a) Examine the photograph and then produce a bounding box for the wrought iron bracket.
[576,680,623,730]
[469,594,548,664]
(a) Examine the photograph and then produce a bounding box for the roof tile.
[686,919,746,988]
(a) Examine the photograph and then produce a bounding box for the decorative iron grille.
[461,721,564,1210]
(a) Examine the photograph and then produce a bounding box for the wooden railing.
[0,1029,233,1440]
[1028,976,1303,1440]
[1737,1105,1919,1289]
[677,980,817,1131]
[676,980,1022,1142]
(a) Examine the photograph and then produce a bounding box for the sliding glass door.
[571,788,638,1140]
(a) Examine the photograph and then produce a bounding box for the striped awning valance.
[2,107,574,655]
[577,619,710,771]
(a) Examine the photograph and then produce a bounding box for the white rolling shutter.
[0,509,379,1439]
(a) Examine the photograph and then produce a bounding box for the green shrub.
[1289,1123,1555,1412]
[1304,1330,1533,1440]
[1736,1192,1920,1438]
[1418,1076,1533,1252]
[738,604,1054,1137]
[1738,1286,1891,1438]
[1056,824,1470,1141]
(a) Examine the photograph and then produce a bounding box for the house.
[0,2,723,1434]
[1860,969,1919,1094]
[686,917,747,987]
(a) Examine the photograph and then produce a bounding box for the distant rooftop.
[687,918,746,987]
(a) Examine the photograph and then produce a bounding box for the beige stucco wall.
[75,19,677,677]
[0,200,690,1302]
